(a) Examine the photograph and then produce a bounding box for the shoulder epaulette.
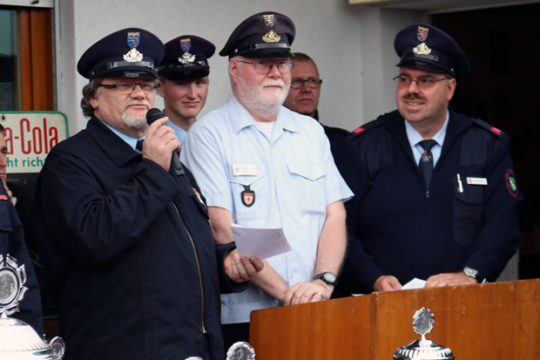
[352,119,381,137]
[473,118,503,138]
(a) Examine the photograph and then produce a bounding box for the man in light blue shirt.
[181,11,353,347]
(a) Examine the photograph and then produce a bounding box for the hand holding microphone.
[143,108,184,175]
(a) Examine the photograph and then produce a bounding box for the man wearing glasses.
[181,12,352,346]
[283,52,349,155]
[335,24,521,297]
[36,28,262,360]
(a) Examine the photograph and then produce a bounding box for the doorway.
[433,3,540,279]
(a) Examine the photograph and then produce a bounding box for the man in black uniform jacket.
[36,28,262,360]
[336,24,522,296]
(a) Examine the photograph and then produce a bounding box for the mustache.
[263,80,286,87]
[124,100,151,111]
[403,94,425,101]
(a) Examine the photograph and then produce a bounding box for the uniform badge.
[123,32,144,62]
[241,185,255,207]
[262,30,280,43]
[263,14,275,27]
[413,42,432,56]
[505,169,519,198]
[178,38,196,64]
[0,194,7,201]
[417,26,429,42]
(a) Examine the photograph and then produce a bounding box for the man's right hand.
[373,275,402,292]
[141,117,180,171]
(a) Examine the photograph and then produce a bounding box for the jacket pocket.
[453,174,484,247]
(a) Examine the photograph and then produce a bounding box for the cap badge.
[417,26,429,42]
[262,30,281,43]
[413,42,432,56]
[263,14,275,27]
[178,38,196,64]
[123,32,144,63]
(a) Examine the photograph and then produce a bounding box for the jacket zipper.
[171,201,207,334]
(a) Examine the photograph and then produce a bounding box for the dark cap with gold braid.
[219,11,295,59]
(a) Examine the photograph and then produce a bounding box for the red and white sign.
[1,111,69,173]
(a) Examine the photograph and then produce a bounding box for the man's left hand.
[283,280,333,306]
[224,249,264,283]
[425,271,477,288]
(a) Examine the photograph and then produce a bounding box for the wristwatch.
[314,272,338,286]
[463,266,479,281]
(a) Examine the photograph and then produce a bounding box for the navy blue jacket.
[0,181,43,333]
[36,117,243,360]
[335,110,521,295]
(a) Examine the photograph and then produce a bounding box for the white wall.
[55,0,424,135]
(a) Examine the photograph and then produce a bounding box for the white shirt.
[181,96,353,323]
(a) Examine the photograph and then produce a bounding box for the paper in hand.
[230,224,292,259]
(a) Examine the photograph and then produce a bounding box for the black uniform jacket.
[36,117,243,360]
[0,181,43,333]
[335,110,521,295]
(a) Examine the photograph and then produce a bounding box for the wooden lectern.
[250,279,540,359]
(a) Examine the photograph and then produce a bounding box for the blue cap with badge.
[394,23,470,78]
[219,11,295,59]
[158,35,216,81]
[77,27,164,80]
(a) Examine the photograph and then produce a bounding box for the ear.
[89,96,99,110]
[157,80,166,97]
[229,58,238,84]
[446,78,457,102]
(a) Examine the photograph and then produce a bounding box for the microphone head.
[146,108,165,125]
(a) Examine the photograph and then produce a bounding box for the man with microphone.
[36,28,263,360]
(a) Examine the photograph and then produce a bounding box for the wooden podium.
[250,279,540,359]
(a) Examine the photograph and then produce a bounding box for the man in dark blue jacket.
[36,28,262,360]
[335,24,522,296]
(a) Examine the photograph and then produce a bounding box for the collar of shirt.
[405,111,449,167]
[165,119,187,144]
[100,120,144,152]
[229,96,300,136]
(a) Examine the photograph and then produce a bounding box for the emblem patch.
[241,185,255,207]
[178,38,196,64]
[417,26,429,42]
[263,14,275,27]
[123,32,143,62]
[505,169,519,198]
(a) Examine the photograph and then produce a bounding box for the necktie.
[418,139,437,198]
[136,139,144,153]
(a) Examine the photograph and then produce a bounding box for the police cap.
[77,27,164,80]
[158,35,216,81]
[394,24,470,77]
[219,11,295,59]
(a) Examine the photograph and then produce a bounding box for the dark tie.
[136,139,144,153]
[418,139,437,198]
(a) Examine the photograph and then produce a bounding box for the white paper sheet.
[230,224,292,259]
[401,277,426,290]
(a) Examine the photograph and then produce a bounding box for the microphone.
[146,108,184,176]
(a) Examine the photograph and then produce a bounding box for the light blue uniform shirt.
[165,120,188,144]
[181,96,353,323]
[405,112,449,167]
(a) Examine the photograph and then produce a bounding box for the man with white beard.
[181,11,353,347]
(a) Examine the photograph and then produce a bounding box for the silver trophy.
[394,307,454,360]
[0,254,65,359]
[226,341,256,360]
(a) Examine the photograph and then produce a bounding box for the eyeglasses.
[393,75,450,90]
[290,77,323,89]
[236,59,293,75]
[98,82,158,94]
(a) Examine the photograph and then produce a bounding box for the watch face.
[464,267,478,278]
[323,272,337,283]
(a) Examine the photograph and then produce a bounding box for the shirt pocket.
[229,173,267,223]
[453,172,484,247]
[287,161,327,212]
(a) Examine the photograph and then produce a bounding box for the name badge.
[466,177,488,186]
[232,164,258,176]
